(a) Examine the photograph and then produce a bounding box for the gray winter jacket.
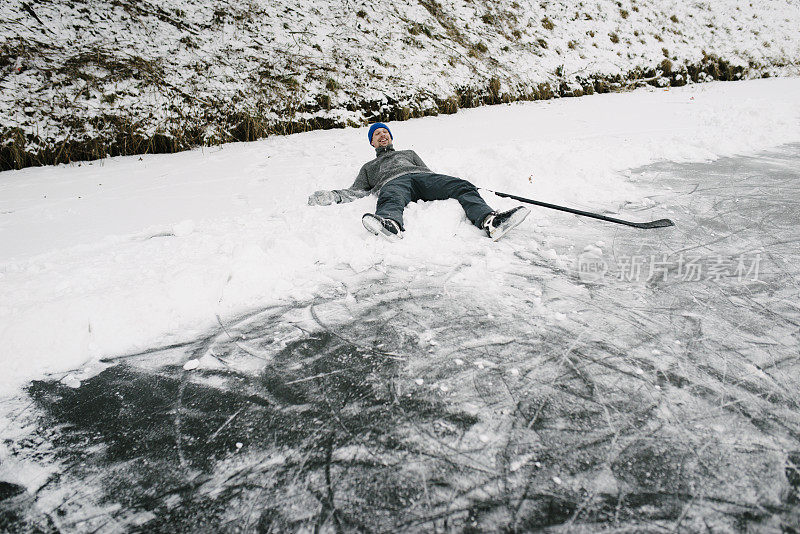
[333,145,431,202]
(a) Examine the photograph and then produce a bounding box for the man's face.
[371,128,392,148]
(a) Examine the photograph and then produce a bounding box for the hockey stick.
[483,189,675,229]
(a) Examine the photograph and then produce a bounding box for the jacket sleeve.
[411,151,429,169]
[331,164,372,203]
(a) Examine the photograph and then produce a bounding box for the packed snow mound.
[2,0,800,169]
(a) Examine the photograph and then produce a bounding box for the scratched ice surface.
[2,145,799,532]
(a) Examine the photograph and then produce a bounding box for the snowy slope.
[1,77,800,396]
[2,0,800,168]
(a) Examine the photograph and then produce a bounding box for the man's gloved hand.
[308,190,341,206]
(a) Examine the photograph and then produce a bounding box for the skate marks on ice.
[4,267,798,531]
[566,143,800,528]
[2,146,800,532]
[0,268,576,533]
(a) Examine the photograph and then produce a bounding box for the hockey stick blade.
[630,218,675,229]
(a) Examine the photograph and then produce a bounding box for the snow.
[2,0,800,157]
[1,77,800,396]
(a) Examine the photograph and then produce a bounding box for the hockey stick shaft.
[483,189,675,229]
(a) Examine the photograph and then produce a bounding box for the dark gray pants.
[375,173,494,230]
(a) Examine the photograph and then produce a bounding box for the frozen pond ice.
[2,145,799,532]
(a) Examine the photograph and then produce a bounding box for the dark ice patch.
[11,329,480,532]
[0,481,25,501]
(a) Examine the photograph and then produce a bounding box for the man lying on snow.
[307,122,530,241]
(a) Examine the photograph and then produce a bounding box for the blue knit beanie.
[368,122,392,144]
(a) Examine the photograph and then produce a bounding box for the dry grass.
[0,47,754,172]
[0,8,774,172]
[0,48,756,171]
